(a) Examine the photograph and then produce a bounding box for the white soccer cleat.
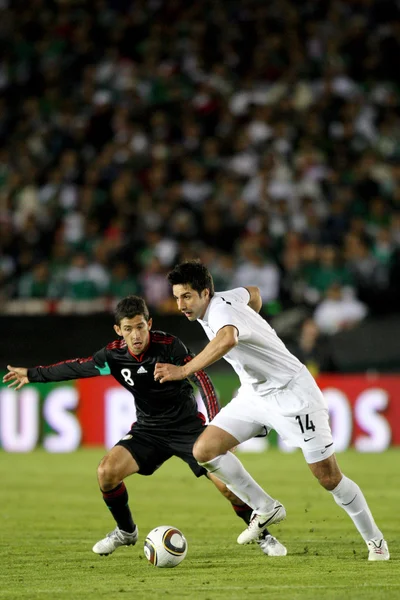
[92,526,139,556]
[258,534,287,556]
[367,538,390,561]
[237,503,286,545]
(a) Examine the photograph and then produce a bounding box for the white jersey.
[198,288,303,395]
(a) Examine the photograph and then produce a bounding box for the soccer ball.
[144,525,188,568]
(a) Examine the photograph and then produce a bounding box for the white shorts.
[209,367,334,464]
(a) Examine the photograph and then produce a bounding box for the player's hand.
[154,363,186,384]
[2,366,29,390]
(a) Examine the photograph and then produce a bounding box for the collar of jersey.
[127,338,151,362]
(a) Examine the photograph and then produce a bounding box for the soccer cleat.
[237,503,286,545]
[367,538,390,561]
[258,533,287,556]
[92,525,138,556]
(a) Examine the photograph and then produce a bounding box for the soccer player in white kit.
[154,261,389,561]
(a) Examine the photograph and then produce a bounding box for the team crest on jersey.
[121,434,133,440]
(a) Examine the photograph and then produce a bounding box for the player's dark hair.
[114,296,150,324]
[167,260,214,297]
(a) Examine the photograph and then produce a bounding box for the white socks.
[200,452,276,514]
[330,475,382,541]
[200,454,382,541]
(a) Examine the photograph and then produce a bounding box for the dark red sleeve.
[184,356,220,421]
[171,336,221,421]
[27,347,109,382]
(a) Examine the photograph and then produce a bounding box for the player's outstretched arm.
[3,366,29,390]
[245,286,262,313]
[4,348,109,385]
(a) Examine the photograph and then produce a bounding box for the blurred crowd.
[1,0,400,352]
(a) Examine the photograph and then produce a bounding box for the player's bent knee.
[97,456,120,490]
[193,438,219,463]
[316,472,342,491]
[309,454,342,491]
[192,439,207,463]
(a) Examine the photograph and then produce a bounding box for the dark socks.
[232,503,253,525]
[101,482,135,533]
[232,503,271,537]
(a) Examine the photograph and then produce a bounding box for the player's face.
[172,284,210,321]
[114,315,152,355]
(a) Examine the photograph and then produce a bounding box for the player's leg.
[293,372,389,561]
[192,400,286,539]
[207,471,253,523]
[93,444,140,555]
[171,418,285,553]
[266,368,389,560]
[307,453,389,561]
[97,445,139,531]
[206,472,287,556]
[194,425,280,516]
[93,426,172,556]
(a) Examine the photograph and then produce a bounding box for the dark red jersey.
[27,330,220,429]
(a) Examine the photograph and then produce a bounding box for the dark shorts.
[116,418,207,478]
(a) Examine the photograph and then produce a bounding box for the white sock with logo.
[330,475,382,541]
[200,453,276,514]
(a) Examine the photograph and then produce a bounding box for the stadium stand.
[0,0,399,343]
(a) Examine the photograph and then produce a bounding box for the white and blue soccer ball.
[144,525,187,568]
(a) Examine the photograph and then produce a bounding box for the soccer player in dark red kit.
[3,295,286,557]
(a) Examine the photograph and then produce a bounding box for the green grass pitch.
[0,449,399,600]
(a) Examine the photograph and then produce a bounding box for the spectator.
[345,234,388,292]
[64,253,103,300]
[232,241,280,306]
[18,261,53,299]
[107,262,141,300]
[140,256,172,312]
[181,162,214,209]
[288,318,336,376]
[314,283,368,335]
[305,245,353,303]
[0,0,398,329]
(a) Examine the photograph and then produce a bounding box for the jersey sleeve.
[208,299,251,340]
[220,287,250,304]
[27,347,109,383]
[171,337,220,421]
